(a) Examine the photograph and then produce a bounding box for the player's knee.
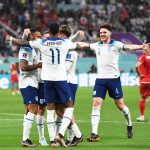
[66,100,73,107]
[93,98,101,107]
[56,109,64,118]
[116,102,124,110]
[38,106,46,115]
[28,104,38,114]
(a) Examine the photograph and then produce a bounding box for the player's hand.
[5,35,12,41]
[23,28,31,36]
[142,40,150,53]
[37,62,42,68]
[77,30,84,37]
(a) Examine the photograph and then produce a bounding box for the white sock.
[91,107,100,135]
[55,116,62,134]
[47,110,56,141]
[70,123,81,138]
[121,106,132,126]
[23,112,35,141]
[23,114,26,127]
[59,107,74,136]
[67,128,74,141]
[36,114,45,140]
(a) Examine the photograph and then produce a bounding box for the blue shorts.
[38,83,47,106]
[93,77,123,100]
[68,83,78,105]
[20,86,39,105]
[44,80,71,105]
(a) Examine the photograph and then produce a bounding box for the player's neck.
[50,33,59,38]
[103,38,111,44]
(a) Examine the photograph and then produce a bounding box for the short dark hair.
[59,25,71,37]
[42,30,49,35]
[99,23,112,31]
[30,28,41,33]
[48,22,59,35]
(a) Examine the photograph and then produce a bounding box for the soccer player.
[22,28,48,146]
[19,28,42,147]
[76,23,150,141]
[10,62,19,95]
[136,50,150,121]
[6,22,82,147]
[55,25,84,147]
[36,30,49,146]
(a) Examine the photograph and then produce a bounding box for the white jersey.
[29,38,77,81]
[66,51,78,84]
[18,46,38,88]
[37,50,43,83]
[90,40,125,78]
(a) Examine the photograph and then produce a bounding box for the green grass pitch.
[0,87,150,150]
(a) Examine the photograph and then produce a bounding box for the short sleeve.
[19,48,29,62]
[115,41,125,52]
[66,51,77,62]
[90,43,98,51]
[138,55,145,64]
[29,39,42,50]
[64,39,77,50]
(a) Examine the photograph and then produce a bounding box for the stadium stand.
[0,0,149,73]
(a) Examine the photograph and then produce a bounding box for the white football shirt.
[18,46,38,88]
[66,51,78,84]
[90,40,125,78]
[29,38,77,81]
[36,50,44,83]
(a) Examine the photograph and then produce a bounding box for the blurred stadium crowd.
[0,0,149,72]
[0,0,150,55]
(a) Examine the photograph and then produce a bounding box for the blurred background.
[0,0,150,88]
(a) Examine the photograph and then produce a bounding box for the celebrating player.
[21,28,48,146]
[55,25,84,147]
[5,22,83,147]
[76,23,150,141]
[19,28,42,147]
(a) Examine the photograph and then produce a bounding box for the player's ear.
[109,31,112,36]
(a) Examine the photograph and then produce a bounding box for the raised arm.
[124,41,150,52]
[22,28,31,40]
[5,35,29,45]
[70,30,84,42]
[76,42,90,49]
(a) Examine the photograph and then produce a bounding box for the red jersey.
[10,63,18,84]
[10,64,18,75]
[138,54,150,83]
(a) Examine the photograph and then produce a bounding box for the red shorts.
[11,74,18,84]
[139,83,150,97]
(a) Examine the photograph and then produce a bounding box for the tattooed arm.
[5,35,29,45]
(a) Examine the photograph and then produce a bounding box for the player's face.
[34,31,41,40]
[99,28,111,42]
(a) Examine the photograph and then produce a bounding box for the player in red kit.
[136,50,150,121]
[10,62,19,95]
